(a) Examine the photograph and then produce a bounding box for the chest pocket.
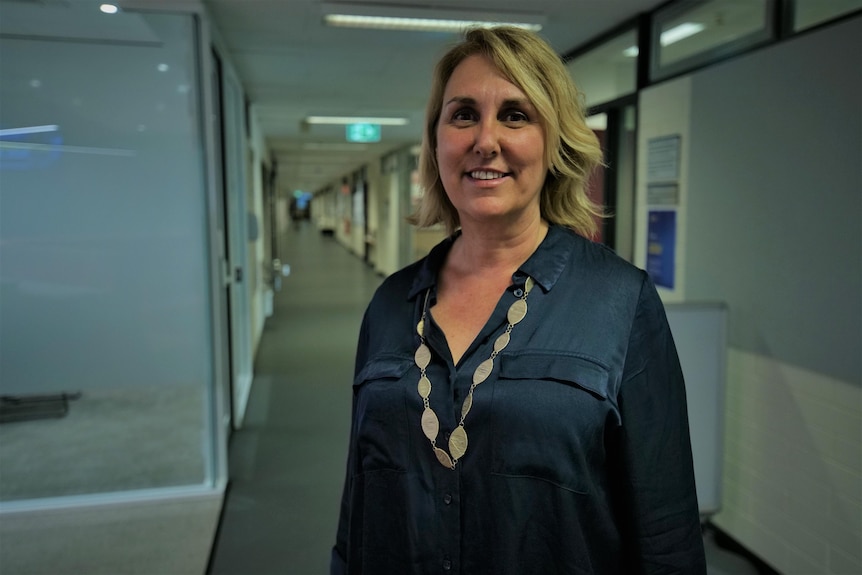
[353,355,414,473]
[490,352,613,494]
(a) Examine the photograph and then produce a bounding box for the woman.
[331,26,706,574]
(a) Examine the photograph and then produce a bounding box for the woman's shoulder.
[554,226,646,281]
[374,259,424,298]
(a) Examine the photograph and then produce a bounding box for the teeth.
[471,171,504,180]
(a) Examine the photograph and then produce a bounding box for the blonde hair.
[408,26,604,237]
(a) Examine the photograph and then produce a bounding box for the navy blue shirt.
[332,225,706,574]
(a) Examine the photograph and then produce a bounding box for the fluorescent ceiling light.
[623,45,639,57]
[100,4,119,14]
[321,2,544,33]
[660,22,705,46]
[306,116,408,126]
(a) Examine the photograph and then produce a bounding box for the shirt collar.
[518,224,572,292]
[407,225,574,300]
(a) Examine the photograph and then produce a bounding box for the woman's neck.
[449,218,549,279]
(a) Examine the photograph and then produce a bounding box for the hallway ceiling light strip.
[321,2,544,32]
[305,116,408,126]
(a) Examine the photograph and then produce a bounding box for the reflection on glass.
[651,0,772,81]
[614,106,637,263]
[0,5,214,502]
[793,0,861,31]
[566,29,638,107]
[658,0,767,67]
[586,113,607,244]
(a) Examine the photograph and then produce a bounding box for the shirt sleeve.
[612,273,707,574]
[330,310,371,574]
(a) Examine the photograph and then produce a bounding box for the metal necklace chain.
[414,276,535,469]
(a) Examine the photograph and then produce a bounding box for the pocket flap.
[354,355,413,387]
[498,352,609,399]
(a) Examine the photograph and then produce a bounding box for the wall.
[374,153,399,276]
[363,159,384,262]
[635,77,692,302]
[638,16,861,574]
[247,106,270,357]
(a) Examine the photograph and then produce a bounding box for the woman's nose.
[473,120,500,157]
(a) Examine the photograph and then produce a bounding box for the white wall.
[719,350,861,573]
[374,153,403,277]
[635,77,692,303]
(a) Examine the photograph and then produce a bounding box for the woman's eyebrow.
[443,96,476,107]
[500,98,532,108]
[443,96,532,108]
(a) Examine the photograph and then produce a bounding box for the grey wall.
[686,16,862,384]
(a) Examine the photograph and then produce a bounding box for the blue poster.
[647,210,676,289]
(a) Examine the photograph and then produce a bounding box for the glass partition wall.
[0,3,225,505]
[565,28,639,261]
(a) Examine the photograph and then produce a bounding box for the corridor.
[208,221,382,575]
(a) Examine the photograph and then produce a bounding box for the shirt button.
[443,493,452,505]
[513,288,524,297]
[442,558,452,570]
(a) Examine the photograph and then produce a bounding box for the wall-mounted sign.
[647,134,681,183]
[646,209,676,289]
[647,183,680,206]
[346,123,381,143]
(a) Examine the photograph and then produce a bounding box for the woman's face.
[435,54,547,229]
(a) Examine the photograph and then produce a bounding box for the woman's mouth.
[468,170,509,181]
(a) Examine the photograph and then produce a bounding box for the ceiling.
[203,0,667,194]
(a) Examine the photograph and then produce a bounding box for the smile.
[468,170,509,180]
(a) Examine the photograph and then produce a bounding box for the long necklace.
[414,276,535,469]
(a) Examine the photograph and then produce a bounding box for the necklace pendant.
[448,426,468,460]
[417,375,431,399]
[421,407,439,442]
[473,358,494,385]
[493,331,511,353]
[434,447,455,469]
[460,392,473,420]
[507,299,528,325]
[415,343,431,369]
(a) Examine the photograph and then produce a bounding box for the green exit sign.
[346,123,381,143]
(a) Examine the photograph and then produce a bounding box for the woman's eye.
[503,110,529,123]
[451,108,477,122]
